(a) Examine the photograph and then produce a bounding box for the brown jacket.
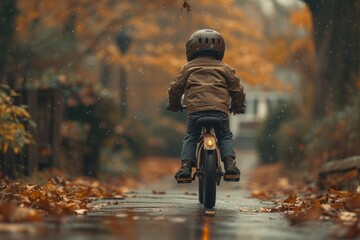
[168,56,246,114]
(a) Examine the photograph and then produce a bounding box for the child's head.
[185,29,225,62]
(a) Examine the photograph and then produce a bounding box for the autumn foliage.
[250,163,360,238]
[0,175,125,222]
[0,86,34,154]
[12,0,304,94]
[0,156,177,222]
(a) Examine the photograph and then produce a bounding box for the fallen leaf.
[251,189,271,200]
[239,207,248,212]
[329,189,352,198]
[338,211,357,224]
[321,204,332,211]
[185,191,196,196]
[74,209,88,215]
[283,194,297,204]
[152,190,166,195]
[345,194,360,210]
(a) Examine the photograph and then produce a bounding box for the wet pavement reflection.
[0,151,332,240]
[0,187,332,240]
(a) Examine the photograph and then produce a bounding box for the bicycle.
[182,107,244,209]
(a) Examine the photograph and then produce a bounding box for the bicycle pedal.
[176,178,192,184]
[224,174,240,182]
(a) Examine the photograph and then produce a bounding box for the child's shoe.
[175,160,193,183]
[223,156,240,182]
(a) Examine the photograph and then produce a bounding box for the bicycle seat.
[196,117,222,129]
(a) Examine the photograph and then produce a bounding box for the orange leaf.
[329,189,353,198]
[283,194,297,204]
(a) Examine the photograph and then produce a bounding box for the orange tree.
[3,0,186,176]
[3,0,307,175]
[10,0,292,118]
[14,0,280,86]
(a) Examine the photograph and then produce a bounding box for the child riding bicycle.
[167,29,246,183]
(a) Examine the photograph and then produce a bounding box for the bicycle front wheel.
[198,175,203,204]
[202,150,217,209]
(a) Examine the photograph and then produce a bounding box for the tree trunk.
[304,0,360,117]
[0,0,17,84]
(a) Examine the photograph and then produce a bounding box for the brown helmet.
[185,29,225,62]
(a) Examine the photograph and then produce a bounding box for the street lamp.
[115,29,131,118]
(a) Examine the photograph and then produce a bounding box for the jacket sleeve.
[226,67,246,109]
[168,65,189,108]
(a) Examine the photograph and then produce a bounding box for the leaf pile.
[249,163,360,238]
[0,176,124,222]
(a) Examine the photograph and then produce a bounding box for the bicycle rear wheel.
[202,150,217,208]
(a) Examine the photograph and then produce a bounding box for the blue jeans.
[180,110,236,165]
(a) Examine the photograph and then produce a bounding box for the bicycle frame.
[177,102,244,208]
[192,125,225,208]
[194,128,223,185]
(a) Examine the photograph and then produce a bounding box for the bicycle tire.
[198,175,204,204]
[203,150,217,208]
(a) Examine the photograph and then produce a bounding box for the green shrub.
[276,117,309,170]
[256,102,296,164]
[257,93,360,172]
[256,102,311,170]
[305,94,360,163]
[149,117,185,157]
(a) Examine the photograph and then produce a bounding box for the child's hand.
[230,105,246,115]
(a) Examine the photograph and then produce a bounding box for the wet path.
[0,151,332,240]
[0,186,331,240]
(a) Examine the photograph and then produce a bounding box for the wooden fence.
[0,89,63,178]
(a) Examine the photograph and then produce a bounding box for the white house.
[230,87,295,148]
